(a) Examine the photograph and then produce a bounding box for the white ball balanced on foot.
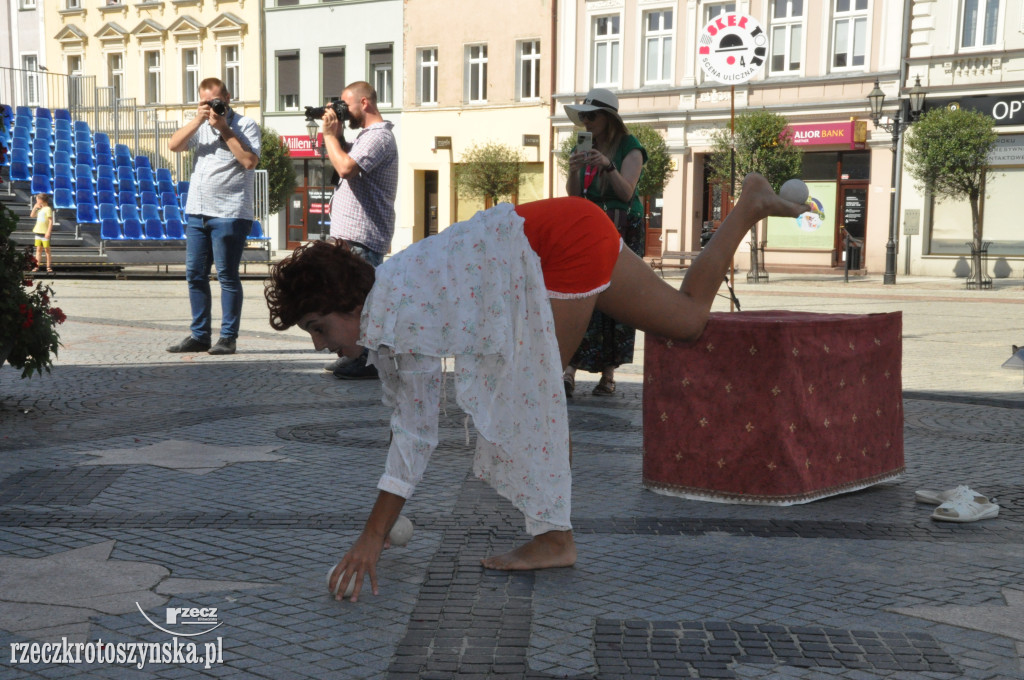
[326,565,357,598]
[780,178,809,205]
[389,515,414,547]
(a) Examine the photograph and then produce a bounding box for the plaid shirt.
[329,121,397,254]
[185,109,261,221]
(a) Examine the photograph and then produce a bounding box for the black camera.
[207,98,227,116]
[304,100,350,122]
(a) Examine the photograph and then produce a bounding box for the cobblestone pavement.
[1,272,1022,679]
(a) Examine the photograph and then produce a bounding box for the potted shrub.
[0,203,66,378]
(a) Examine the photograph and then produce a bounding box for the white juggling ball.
[389,515,414,547]
[326,565,357,598]
[780,178,809,205]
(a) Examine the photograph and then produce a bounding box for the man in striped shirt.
[321,80,398,379]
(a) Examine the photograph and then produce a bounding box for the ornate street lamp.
[305,118,328,241]
[867,75,926,284]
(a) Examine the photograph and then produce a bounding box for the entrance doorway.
[423,170,438,238]
[837,184,868,268]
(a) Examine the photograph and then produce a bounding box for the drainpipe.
[547,0,557,199]
[900,0,913,89]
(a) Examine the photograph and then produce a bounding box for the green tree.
[707,109,802,193]
[456,142,524,205]
[903,106,998,265]
[257,127,298,216]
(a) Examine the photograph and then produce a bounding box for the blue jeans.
[185,215,253,342]
[347,242,384,268]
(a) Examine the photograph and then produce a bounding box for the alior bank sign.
[785,121,867,149]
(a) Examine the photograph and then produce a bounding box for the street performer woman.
[264,173,808,601]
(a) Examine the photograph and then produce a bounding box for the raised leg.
[595,173,807,343]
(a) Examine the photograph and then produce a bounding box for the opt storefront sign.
[697,12,768,84]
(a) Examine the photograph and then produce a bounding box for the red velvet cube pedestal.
[643,311,904,505]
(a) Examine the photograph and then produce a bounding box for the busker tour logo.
[698,12,767,84]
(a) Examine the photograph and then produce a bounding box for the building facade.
[555,0,908,274]
[263,0,404,252]
[3,0,48,105]
[400,0,555,250]
[903,0,1024,279]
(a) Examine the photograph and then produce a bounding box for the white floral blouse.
[359,204,572,535]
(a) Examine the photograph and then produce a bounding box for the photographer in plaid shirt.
[321,80,398,380]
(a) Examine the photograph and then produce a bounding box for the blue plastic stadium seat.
[160,192,178,207]
[99,203,119,223]
[15,106,32,118]
[76,175,94,194]
[76,189,95,206]
[141,204,161,221]
[118,190,137,207]
[144,218,165,240]
[54,188,76,210]
[97,177,115,194]
[97,190,116,206]
[73,120,90,133]
[177,180,189,194]
[95,141,111,156]
[53,150,72,167]
[157,180,175,195]
[140,191,158,206]
[34,107,52,120]
[100,218,123,240]
[54,175,74,192]
[163,205,183,222]
[94,150,113,168]
[135,156,151,170]
[10,160,31,182]
[116,165,135,183]
[54,164,73,181]
[122,218,144,239]
[136,166,154,182]
[31,161,51,178]
[75,152,94,168]
[31,174,52,194]
[11,147,29,164]
[97,165,114,180]
[164,218,185,240]
[74,164,92,180]
[77,202,98,224]
[249,220,268,240]
[53,109,71,122]
[155,167,173,183]
[137,179,156,194]
[120,203,139,222]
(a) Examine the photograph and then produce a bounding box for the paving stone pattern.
[1,276,1023,679]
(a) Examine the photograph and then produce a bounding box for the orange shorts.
[516,197,622,299]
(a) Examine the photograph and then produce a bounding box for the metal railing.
[1,66,189,182]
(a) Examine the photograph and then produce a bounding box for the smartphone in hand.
[576,131,593,154]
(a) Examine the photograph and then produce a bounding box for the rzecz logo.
[136,603,222,637]
[698,13,767,84]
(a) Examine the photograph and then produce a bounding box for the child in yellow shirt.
[30,193,53,273]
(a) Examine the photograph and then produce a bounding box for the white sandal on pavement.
[931,495,1000,523]
[915,485,995,506]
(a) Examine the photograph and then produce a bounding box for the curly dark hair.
[265,240,376,331]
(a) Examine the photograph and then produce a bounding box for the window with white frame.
[961,0,1000,49]
[517,40,541,101]
[221,45,240,98]
[144,50,162,104]
[643,9,673,85]
[65,0,81,9]
[321,48,345,103]
[465,44,488,104]
[770,0,803,73]
[21,55,39,106]
[182,48,199,103]
[704,2,736,22]
[108,52,124,100]
[19,0,36,9]
[68,55,84,107]
[418,47,438,105]
[832,0,868,69]
[591,15,620,88]
[277,50,299,111]
[368,45,393,108]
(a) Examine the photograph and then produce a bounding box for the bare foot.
[738,173,810,220]
[481,530,577,570]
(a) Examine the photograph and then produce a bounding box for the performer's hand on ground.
[330,530,385,602]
